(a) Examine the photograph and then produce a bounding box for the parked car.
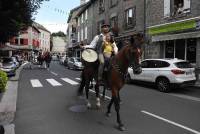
[0,57,17,76]
[67,57,83,70]
[11,57,20,68]
[127,58,196,92]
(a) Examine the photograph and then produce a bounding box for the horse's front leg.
[113,95,125,131]
[95,84,101,109]
[106,98,114,117]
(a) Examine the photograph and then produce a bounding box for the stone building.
[67,0,145,58]
[146,0,200,68]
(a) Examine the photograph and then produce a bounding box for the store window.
[175,39,185,60]
[186,39,196,63]
[165,40,174,58]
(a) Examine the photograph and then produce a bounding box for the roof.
[76,1,92,17]
[67,1,90,23]
[33,22,51,33]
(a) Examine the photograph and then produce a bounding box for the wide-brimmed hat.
[101,23,110,28]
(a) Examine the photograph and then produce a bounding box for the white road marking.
[171,94,200,102]
[142,111,200,134]
[50,71,58,76]
[61,78,79,85]
[89,89,111,100]
[46,79,62,86]
[75,78,81,81]
[30,79,43,87]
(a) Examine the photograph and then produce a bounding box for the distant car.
[0,57,16,76]
[127,58,196,92]
[59,56,66,65]
[67,57,83,70]
[11,57,20,68]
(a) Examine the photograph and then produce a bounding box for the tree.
[51,31,66,37]
[0,0,48,43]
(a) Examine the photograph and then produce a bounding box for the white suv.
[127,59,196,92]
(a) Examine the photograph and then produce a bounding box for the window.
[85,9,88,20]
[20,39,24,45]
[186,39,196,63]
[99,0,105,14]
[84,26,87,39]
[110,0,118,7]
[110,16,118,36]
[165,40,174,58]
[125,8,136,28]
[164,0,191,17]
[81,28,83,41]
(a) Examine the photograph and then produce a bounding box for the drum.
[82,49,98,62]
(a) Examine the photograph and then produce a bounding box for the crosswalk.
[30,77,80,88]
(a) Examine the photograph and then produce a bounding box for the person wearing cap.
[81,23,118,81]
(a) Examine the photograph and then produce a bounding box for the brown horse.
[78,33,144,130]
[104,33,144,131]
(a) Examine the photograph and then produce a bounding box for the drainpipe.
[144,0,147,59]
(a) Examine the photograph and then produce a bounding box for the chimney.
[80,0,86,5]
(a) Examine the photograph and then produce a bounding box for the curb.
[0,62,27,134]
[9,62,28,81]
[0,81,18,125]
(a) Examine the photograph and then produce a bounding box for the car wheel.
[156,78,171,92]
[125,73,132,84]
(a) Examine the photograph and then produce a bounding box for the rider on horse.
[81,22,118,81]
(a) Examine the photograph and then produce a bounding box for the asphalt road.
[14,61,200,134]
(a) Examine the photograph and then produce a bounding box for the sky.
[35,0,80,34]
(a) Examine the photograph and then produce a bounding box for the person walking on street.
[44,51,52,70]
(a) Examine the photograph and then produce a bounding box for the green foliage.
[0,70,8,92]
[51,31,66,37]
[0,0,49,43]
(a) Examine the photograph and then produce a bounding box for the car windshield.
[174,61,192,68]
[75,58,80,62]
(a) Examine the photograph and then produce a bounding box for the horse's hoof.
[118,124,126,131]
[106,112,111,117]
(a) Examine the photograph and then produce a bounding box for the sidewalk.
[0,62,28,134]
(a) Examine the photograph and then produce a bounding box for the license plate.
[186,71,192,75]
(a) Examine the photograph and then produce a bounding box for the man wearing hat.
[81,22,118,81]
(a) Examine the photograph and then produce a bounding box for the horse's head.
[128,32,145,74]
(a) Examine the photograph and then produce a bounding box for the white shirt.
[84,33,118,54]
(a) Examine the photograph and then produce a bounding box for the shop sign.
[148,19,196,35]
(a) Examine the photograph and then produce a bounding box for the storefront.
[148,17,200,67]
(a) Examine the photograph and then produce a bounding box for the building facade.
[51,36,67,55]
[146,0,200,68]
[67,2,89,57]
[33,22,51,52]
[67,0,145,58]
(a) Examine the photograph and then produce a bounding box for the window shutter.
[164,0,170,17]
[183,0,191,13]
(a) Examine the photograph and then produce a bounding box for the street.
[14,61,200,134]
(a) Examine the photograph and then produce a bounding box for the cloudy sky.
[35,0,80,33]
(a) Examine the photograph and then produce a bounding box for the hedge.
[0,70,8,92]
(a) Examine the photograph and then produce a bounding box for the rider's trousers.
[98,53,104,80]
